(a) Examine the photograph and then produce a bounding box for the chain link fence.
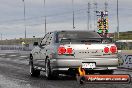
[0,44,34,51]
[0,38,42,51]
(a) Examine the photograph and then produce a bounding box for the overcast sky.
[0,0,132,39]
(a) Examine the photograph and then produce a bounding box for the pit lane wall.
[118,50,132,69]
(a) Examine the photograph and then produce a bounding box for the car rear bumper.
[50,57,118,71]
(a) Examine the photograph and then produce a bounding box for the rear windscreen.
[56,31,102,43]
[57,31,101,39]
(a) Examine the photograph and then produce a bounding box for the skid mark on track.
[0,54,6,56]
[9,55,17,57]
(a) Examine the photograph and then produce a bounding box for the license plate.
[82,62,96,69]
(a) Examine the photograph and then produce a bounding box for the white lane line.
[20,56,28,58]
[0,54,6,56]
[6,58,11,60]
[9,55,17,57]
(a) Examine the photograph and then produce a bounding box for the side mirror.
[33,42,38,46]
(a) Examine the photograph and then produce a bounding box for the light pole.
[72,0,75,29]
[44,0,47,35]
[1,33,2,40]
[117,0,119,39]
[22,0,27,39]
[94,2,97,31]
[87,3,90,30]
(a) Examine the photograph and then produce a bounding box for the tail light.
[58,47,73,55]
[67,48,73,54]
[104,47,109,53]
[110,46,117,53]
[58,47,66,54]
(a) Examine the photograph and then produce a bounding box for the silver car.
[29,30,118,79]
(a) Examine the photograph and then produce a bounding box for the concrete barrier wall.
[118,50,132,69]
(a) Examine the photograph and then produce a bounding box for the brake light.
[110,46,117,53]
[58,47,73,55]
[67,48,73,54]
[104,47,109,53]
[58,47,66,54]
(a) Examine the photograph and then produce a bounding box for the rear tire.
[45,59,51,79]
[107,70,114,74]
[45,59,58,80]
[68,68,78,77]
[29,55,40,77]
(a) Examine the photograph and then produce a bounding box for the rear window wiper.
[60,38,102,43]
[81,40,101,43]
